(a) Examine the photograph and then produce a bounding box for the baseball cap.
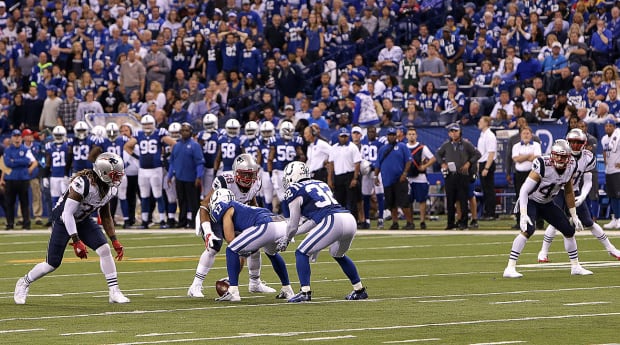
[47,85,58,92]
[284,104,294,110]
[522,48,531,54]
[464,2,476,10]
[228,11,237,17]
[351,126,363,134]
[552,41,562,48]
[339,128,350,136]
[279,55,288,61]
[199,12,207,17]
[272,47,281,53]
[448,123,461,131]
[21,129,33,137]
[605,119,616,126]
[597,2,606,8]
[214,8,223,16]
[557,90,567,96]
[11,129,21,136]
[0,92,9,99]
[245,73,253,79]
[354,16,361,22]
[446,15,454,21]
[242,0,250,4]
[0,2,6,8]
[387,127,397,135]
[370,70,380,77]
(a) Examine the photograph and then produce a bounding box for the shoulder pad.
[70,175,89,197]
[532,156,546,177]
[213,175,229,190]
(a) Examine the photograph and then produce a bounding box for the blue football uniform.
[242,137,261,163]
[45,141,70,178]
[211,200,274,230]
[102,136,128,157]
[198,130,219,169]
[269,135,303,170]
[69,136,98,173]
[360,136,386,167]
[282,179,348,223]
[135,128,169,169]
[217,135,244,171]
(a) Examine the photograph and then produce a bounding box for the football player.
[241,121,262,164]
[120,123,140,227]
[267,120,305,213]
[163,122,181,227]
[124,115,177,229]
[538,129,620,261]
[504,139,592,278]
[208,189,294,302]
[359,126,386,229]
[258,121,275,211]
[214,119,244,175]
[69,121,98,174]
[197,113,220,199]
[14,153,130,304]
[188,153,280,297]
[45,126,72,207]
[278,161,368,302]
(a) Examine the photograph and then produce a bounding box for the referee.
[3,129,38,230]
[327,128,362,222]
[303,125,331,182]
[436,124,481,230]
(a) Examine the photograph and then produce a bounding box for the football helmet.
[225,119,240,137]
[233,153,260,188]
[209,188,235,222]
[279,121,295,140]
[91,125,107,139]
[282,161,311,190]
[74,121,89,140]
[168,122,182,139]
[260,121,275,139]
[52,125,67,143]
[141,114,156,135]
[93,152,125,187]
[203,113,218,132]
[550,139,571,170]
[106,122,120,140]
[566,128,587,156]
[244,121,259,139]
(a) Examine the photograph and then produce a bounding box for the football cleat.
[159,221,170,229]
[537,251,550,263]
[215,291,241,302]
[249,280,276,293]
[109,287,131,303]
[571,265,593,276]
[275,286,295,299]
[503,266,523,278]
[603,218,618,229]
[609,249,620,260]
[14,277,29,305]
[345,287,368,300]
[377,219,384,229]
[288,290,312,303]
[187,284,204,298]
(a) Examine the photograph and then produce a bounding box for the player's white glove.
[42,177,49,189]
[569,207,584,232]
[276,236,290,252]
[519,209,532,232]
[575,195,587,208]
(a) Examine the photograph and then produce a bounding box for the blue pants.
[46,218,107,268]
[525,200,575,238]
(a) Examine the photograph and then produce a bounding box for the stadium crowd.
[3,0,620,230]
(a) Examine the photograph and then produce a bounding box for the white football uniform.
[212,172,262,204]
[529,155,577,204]
[571,150,596,196]
[53,174,117,222]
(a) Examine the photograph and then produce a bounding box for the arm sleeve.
[519,177,538,212]
[285,196,304,240]
[580,172,593,197]
[61,197,80,236]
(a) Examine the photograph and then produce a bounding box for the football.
[215,279,230,297]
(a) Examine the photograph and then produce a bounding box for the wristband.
[110,235,117,241]
[71,234,80,243]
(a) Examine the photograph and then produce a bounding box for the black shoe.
[469,220,479,229]
[123,221,131,229]
[128,219,136,226]
[167,219,177,228]
[358,222,370,229]
[390,222,399,230]
[404,222,415,230]
[176,221,188,229]
[420,221,427,230]
[5,224,13,230]
[141,221,149,229]
[45,221,52,227]
[16,220,22,226]
[445,224,457,230]
[22,222,31,230]
[35,220,43,225]
[160,221,170,229]
[458,223,468,230]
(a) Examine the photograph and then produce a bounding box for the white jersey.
[602,128,620,175]
[529,155,576,204]
[571,150,596,196]
[53,174,117,222]
[212,172,262,204]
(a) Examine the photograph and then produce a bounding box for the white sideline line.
[491,300,539,305]
[470,341,526,345]
[61,330,116,336]
[299,335,356,341]
[383,338,442,343]
[418,299,466,303]
[93,294,144,298]
[564,301,610,306]
[136,332,195,337]
[0,328,45,334]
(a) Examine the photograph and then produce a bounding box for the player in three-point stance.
[14,153,130,304]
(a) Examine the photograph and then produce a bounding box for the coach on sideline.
[328,128,362,224]
[303,124,331,183]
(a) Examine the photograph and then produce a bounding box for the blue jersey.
[259,137,272,171]
[135,128,169,169]
[198,130,218,169]
[69,136,97,173]
[102,136,128,157]
[220,41,242,72]
[218,135,244,171]
[211,200,274,230]
[45,141,70,177]
[360,136,386,166]
[269,134,303,170]
[242,137,261,162]
[283,179,348,223]
[284,19,307,54]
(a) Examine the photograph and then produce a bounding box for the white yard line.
[491,300,539,305]
[418,299,466,303]
[61,330,116,336]
[0,328,45,334]
[136,332,195,337]
[564,301,610,306]
[470,341,526,345]
[383,339,442,343]
[299,335,356,341]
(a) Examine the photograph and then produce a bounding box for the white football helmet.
[168,122,182,139]
[244,121,259,139]
[233,153,260,188]
[279,121,295,140]
[91,125,107,139]
[566,128,587,156]
[203,113,218,132]
[74,121,89,140]
[282,161,312,190]
[52,125,67,143]
[550,139,571,170]
[209,188,235,221]
[225,118,240,137]
[260,121,275,139]
[93,152,125,187]
[106,122,120,140]
[141,114,156,135]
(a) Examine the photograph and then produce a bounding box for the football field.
[1,225,620,345]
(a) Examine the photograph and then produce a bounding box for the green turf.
[1,229,619,345]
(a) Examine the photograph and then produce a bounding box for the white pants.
[116,175,128,199]
[228,221,287,256]
[163,170,177,203]
[138,167,163,198]
[260,170,274,204]
[271,169,285,202]
[297,213,357,257]
[362,173,384,195]
[50,177,68,198]
[201,168,214,198]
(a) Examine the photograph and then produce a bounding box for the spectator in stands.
[351,16,370,54]
[265,14,286,51]
[23,85,43,129]
[119,49,146,101]
[75,90,103,122]
[39,86,61,131]
[591,19,613,69]
[143,41,170,90]
[490,90,515,119]
[351,80,379,128]
[376,36,402,76]
[419,44,445,89]
[276,55,304,104]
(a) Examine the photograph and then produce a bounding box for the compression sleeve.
[62,198,80,236]
[519,177,538,214]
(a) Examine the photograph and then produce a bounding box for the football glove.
[71,240,88,259]
[276,236,290,252]
[42,177,49,189]
[112,239,124,261]
[569,207,584,232]
[201,222,221,249]
[519,213,533,232]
